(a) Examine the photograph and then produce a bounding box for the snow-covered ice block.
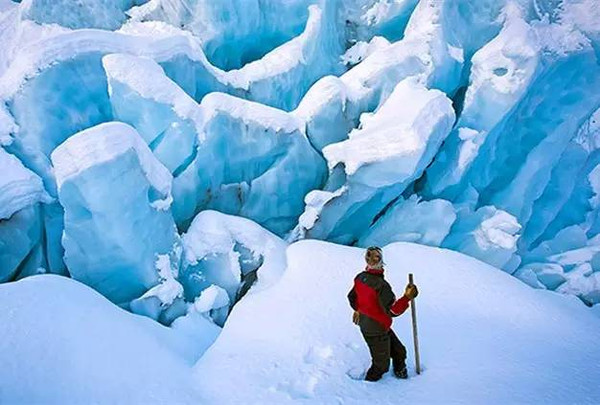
[129,3,344,111]
[181,211,287,308]
[360,0,419,42]
[189,284,230,327]
[442,206,521,271]
[293,76,351,151]
[359,196,456,247]
[291,0,464,155]
[130,251,186,324]
[20,0,145,30]
[103,53,202,173]
[340,36,391,68]
[51,122,177,303]
[299,78,455,244]
[514,262,566,290]
[221,3,345,111]
[557,264,600,306]
[0,22,238,197]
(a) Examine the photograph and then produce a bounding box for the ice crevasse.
[0,0,600,320]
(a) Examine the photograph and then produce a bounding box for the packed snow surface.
[194,241,600,403]
[5,241,596,403]
[0,275,202,403]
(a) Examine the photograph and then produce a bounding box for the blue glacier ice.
[128,0,315,70]
[359,196,456,248]
[51,122,178,303]
[0,147,51,282]
[442,206,522,270]
[20,0,147,30]
[104,53,327,234]
[296,77,455,244]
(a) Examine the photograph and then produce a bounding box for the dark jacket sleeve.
[347,281,358,310]
[378,280,396,316]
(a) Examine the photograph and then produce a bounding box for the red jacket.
[347,267,410,334]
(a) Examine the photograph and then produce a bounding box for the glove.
[352,311,360,325]
[404,284,419,300]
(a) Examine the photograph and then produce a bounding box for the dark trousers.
[362,329,407,381]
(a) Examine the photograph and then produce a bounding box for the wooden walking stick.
[408,273,421,375]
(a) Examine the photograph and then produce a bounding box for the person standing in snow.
[347,246,419,381]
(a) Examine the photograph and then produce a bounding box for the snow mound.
[181,210,287,313]
[0,275,201,403]
[194,240,600,403]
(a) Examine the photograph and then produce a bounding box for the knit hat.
[365,246,384,269]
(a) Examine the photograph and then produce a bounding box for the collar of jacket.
[365,267,384,275]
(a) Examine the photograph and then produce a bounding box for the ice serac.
[359,196,456,248]
[51,122,177,303]
[0,25,214,197]
[297,78,455,244]
[20,0,147,30]
[229,3,345,111]
[104,53,327,234]
[424,9,541,200]
[197,93,327,235]
[0,148,50,282]
[102,53,204,227]
[180,210,287,313]
[295,0,464,154]
[129,3,345,111]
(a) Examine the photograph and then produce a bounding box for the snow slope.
[0,275,206,403]
[194,240,600,404]
[1,241,599,403]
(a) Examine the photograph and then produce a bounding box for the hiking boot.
[393,366,408,379]
[364,367,384,382]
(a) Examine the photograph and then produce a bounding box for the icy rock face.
[297,78,455,244]
[180,210,287,315]
[20,0,146,30]
[51,122,178,303]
